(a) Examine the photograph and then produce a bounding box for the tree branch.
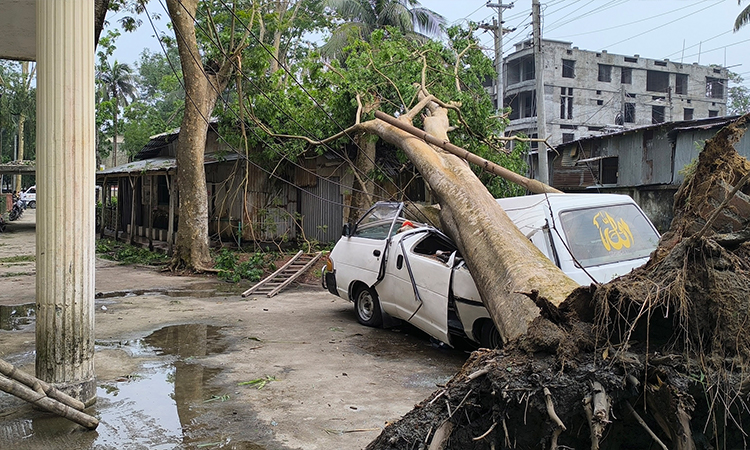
[625,401,668,450]
[370,56,406,110]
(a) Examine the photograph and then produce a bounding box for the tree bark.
[166,0,224,270]
[360,102,580,342]
[347,132,376,223]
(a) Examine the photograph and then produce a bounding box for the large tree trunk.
[346,131,375,224]
[361,100,580,342]
[166,0,222,270]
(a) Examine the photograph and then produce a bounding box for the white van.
[322,194,660,348]
[20,185,36,208]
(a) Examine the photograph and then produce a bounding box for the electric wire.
[599,0,724,52]
[212,0,426,198]
[552,0,715,40]
[146,1,444,227]
[158,0,401,202]
[143,2,377,213]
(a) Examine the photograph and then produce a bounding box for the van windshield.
[353,203,402,240]
[559,203,659,268]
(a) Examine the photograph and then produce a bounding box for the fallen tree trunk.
[360,94,580,342]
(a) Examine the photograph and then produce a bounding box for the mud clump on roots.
[367,116,750,450]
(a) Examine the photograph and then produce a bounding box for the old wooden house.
[96,126,429,249]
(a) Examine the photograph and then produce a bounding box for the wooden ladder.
[241,251,324,298]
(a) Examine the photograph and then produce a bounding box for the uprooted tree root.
[367,116,750,449]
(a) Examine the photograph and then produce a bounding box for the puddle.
[0,324,274,450]
[0,303,35,330]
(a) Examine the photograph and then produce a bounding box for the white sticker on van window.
[593,211,633,251]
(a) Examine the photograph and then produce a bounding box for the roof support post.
[35,0,96,405]
[167,172,176,255]
[128,175,137,244]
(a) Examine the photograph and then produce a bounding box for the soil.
[367,116,750,450]
[0,210,471,450]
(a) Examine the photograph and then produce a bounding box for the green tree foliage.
[121,49,185,156]
[0,61,36,188]
[736,0,750,31]
[240,25,525,198]
[728,71,750,115]
[96,30,138,165]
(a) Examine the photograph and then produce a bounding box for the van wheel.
[27,201,35,209]
[354,286,383,327]
[481,322,502,349]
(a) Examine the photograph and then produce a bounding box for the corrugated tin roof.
[558,115,742,149]
[134,131,179,160]
[96,153,241,177]
[97,156,176,175]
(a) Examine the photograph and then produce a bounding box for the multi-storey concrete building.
[503,39,728,148]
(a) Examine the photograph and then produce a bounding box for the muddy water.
[0,324,268,450]
[0,303,35,331]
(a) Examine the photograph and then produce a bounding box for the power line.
[599,0,724,51]
[549,0,698,37]
[146,1,448,228]
[143,2,383,213]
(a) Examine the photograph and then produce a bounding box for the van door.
[331,202,403,295]
[377,231,452,344]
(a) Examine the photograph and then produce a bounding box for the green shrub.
[214,248,276,283]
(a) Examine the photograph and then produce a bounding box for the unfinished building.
[504,39,728,152]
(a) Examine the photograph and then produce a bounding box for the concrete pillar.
[35,0,96,405]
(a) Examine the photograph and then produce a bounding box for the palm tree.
[98,60,137,166]
[736,0,750,31]
[321,0,445,59]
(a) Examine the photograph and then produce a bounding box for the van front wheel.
[354,286,383,327]
[481,322,502,349]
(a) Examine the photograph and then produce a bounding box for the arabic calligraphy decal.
[593,211,633,251]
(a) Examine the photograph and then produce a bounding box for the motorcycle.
[8,198,24,221]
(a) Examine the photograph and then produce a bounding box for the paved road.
[0,209,468,449]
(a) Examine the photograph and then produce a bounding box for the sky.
[109,0,750,85]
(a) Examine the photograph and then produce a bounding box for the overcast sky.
[110,0,750,84]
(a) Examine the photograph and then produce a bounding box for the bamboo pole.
[373,111,561,195]
[0,375,98,429]
[0,358,85,410]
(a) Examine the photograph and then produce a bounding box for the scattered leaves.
[238,375,277,389]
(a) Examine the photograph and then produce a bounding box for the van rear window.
[559,203,659,268]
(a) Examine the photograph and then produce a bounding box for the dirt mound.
[367,117,750,450]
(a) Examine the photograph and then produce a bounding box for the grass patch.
[96,239,170,265]
[0,271,33,277]
[0,255,35,263]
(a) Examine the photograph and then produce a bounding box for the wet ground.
[0,210,469,449]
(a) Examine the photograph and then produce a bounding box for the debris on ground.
[367,117,750,449]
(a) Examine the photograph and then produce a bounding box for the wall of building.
[505,40,728,147]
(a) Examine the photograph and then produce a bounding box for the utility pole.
[485,2,514,113]
[532,0,548,184]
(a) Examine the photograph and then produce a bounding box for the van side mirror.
[342,223,352,237]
